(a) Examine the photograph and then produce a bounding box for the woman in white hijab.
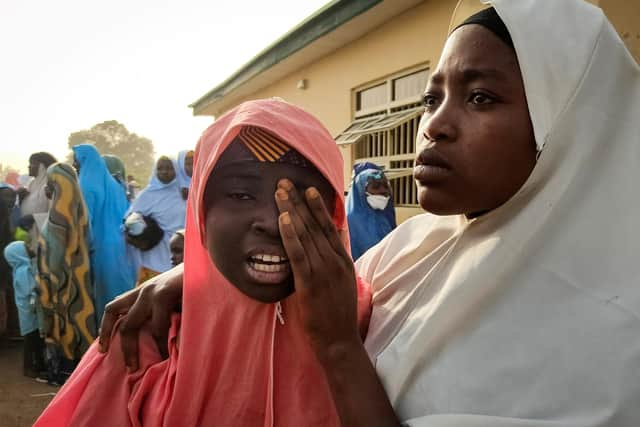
[19,152,57,252]
[97,1,640,425]
[19,152,57,217]
[355,1,640,425]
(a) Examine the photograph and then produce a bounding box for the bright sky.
[0,0,330,174]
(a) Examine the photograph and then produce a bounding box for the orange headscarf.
[35,99,371,427]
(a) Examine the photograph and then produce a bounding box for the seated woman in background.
[124,156,186,284]
[37,163,96,385]
[346,167,396,260]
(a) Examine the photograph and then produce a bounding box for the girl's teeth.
[251,254,288,263]
[252,262,285,272]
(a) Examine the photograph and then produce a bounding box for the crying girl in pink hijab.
[34,99,371,427]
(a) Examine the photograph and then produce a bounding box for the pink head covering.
[4,171,19,188]
[35,99,370,427]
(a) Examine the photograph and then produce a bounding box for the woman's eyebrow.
[460,67,508,83]
[428,67,508,87]
[216,170,262,182]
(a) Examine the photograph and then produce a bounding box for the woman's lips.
[245,253,291,285]
[414,149,452,184]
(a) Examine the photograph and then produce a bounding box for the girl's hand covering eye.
[275,179,361,356]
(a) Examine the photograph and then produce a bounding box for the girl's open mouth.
[246,254,291,284]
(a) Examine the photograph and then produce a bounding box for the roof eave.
[188,0,382,115]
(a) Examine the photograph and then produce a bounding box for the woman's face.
[365,179,391,197]
[184,152,194,177]
[204,161,335,303]
[416,24,537,217]
[28,159,40,177]
[156,159,176,184]
[169,233,184,267]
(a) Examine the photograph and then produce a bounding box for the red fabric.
[34,99,371,427]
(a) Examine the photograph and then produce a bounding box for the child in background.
[3,241,46,380]
[14,214,35,243]
[169,229,184,267]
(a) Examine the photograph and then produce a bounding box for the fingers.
[275,180,322,263]
[149,288,176,359]
[117,285,155,371]
[98,289,139,353]
[279,212,312,286]
[304,187,350,258]
[150,310,170,359]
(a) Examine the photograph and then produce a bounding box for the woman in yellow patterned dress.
[38,162,96,385]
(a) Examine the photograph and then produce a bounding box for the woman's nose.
[251,202,281,238]
[422,100,457,143]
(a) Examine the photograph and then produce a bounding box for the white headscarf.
[126,157,186,274]
[20,163,50,216]
[358,0,640,425]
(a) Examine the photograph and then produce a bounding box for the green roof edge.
[189,0,383,113]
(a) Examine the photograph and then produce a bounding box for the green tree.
[67,120,155,186]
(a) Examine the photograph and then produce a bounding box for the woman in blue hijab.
[346,168,396,261]
[124,156,186,284]
[72,144,136,322]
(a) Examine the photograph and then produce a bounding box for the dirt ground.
[0,338,58,427]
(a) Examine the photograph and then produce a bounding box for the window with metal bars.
[340,67,429,208]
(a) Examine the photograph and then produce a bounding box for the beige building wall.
[212,0,459,199]
[199,0,638,223]
[594,0,640,62]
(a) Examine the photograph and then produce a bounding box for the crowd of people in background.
[0,142,390,387]
[0,146,194,385]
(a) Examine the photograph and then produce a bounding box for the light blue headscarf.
[126,156,186,274]
[346,168,396,261]
[3,241,38,335]
[72,144,136,321]
[176,150,193,190]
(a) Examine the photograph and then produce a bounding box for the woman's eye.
[228,192,254,200]
[469,92,494,105]
[422,94,440,110]
[422,94,438,108]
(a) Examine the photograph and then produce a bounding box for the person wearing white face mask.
[366,191,391,211]
[346,167,396,260]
